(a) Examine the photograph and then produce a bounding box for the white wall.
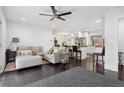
[0,24,2,44]
[105,7,124,71]
[118,18,124,52]
[0,7,6,73]
[6,20,53,52]
[0,23,2,72]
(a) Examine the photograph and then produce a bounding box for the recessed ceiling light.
[22,17,26,21]
[96,19,102,23]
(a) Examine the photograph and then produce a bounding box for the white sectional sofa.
[16,55,42,69]
[43,53,60,64]
[16,46,43,69]
[43,47,61,64]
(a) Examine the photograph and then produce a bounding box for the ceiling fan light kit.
[39,6,72,21]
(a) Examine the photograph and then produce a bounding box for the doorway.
[118,18,124,80]
[0,21,2,72]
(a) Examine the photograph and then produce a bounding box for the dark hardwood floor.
[0,56,123,87]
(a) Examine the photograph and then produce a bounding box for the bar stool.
[60,53,69,70]
[69,49,73,58]
[118,52,124,66]
[93,47,105,74]
[60,47,69,70]
[72,46,82,62]
[76,50,82,62]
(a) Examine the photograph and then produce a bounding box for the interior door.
[0,21,2,71]
[0,22,1,47]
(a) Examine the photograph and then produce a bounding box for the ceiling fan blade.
[50,6,57,15]
[39,13,53,16]
[58,16,66,21]
[58,12,72,16]
[50,17,54,21]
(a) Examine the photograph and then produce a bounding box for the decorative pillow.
[54,47,59,53]
[37,52,43,55]
[47,47,54,54]
[17,50,32,56]
[32,51,37,55]
[25,50,32,55]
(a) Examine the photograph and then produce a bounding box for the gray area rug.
[26,67,124,87]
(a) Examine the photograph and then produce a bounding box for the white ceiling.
[3,6,119,32]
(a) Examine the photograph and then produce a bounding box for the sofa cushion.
[17,50,32,56]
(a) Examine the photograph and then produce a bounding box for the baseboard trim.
[105,64,118,72]
[0,62,6,74]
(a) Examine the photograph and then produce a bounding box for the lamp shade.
[12,38,19,43]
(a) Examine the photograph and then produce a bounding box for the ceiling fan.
[39,6,72,21]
